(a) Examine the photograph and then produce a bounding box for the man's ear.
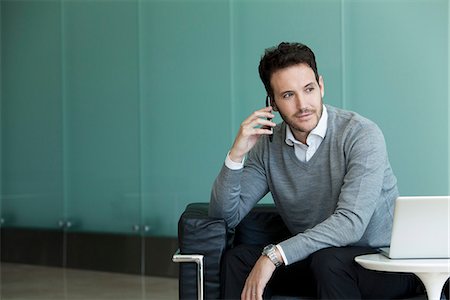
[270,97,278,111]
[319,75,325,98]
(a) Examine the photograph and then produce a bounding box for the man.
[209,42,419,299]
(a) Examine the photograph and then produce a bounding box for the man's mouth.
[294,109,314,119]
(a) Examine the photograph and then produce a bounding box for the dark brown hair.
[258,42,319,98]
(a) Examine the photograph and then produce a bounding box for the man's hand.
[229,106,276,163]
[241,255,276,300]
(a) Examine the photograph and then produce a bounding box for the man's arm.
[209,106,276,228]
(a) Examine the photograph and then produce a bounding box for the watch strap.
[262,244,282,267]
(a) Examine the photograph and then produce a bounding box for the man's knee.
[223,246,243,267]
[221,245,263,299]
[309,247,371,282]
[222,244,263,281]
[310,247,346,281]
[223,244,261,269]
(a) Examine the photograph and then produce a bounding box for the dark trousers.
[221,245,421,299]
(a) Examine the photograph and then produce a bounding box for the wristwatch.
[262,244,282,267]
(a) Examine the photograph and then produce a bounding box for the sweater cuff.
[275,244,289,265]
[225,151,244,170]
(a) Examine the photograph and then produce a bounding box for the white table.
[355,254,450,300]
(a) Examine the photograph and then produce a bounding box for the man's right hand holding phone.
[229,106,276,164]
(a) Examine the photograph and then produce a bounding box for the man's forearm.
[209,159,269,228]
[209,164,246,228]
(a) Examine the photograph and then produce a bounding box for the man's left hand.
[241,255,276,300]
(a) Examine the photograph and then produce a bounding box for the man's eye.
[283,92,293,99]
[305,87,314,93]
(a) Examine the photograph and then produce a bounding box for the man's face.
[270,63,324,144]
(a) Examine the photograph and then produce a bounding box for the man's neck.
[292,130,308,145]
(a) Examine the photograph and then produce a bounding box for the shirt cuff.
[224,151,244,170]
[276,244,289,265]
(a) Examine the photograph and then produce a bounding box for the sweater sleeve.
[279,121,389,264]
[209,138,270,229]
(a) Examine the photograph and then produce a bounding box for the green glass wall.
[1,0,449,237]
[139,0,233,236]
[63,0,141,234]
[2,0,64,229]
[343,0,449,196]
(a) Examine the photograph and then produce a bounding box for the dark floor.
[0,263,178,300]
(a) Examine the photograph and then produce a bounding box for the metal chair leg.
[172,250,204,300]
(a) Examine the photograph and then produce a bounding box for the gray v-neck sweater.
[210,105,398,264]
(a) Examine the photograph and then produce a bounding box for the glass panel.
[140,0,232,237]
[1,0,63,229]
[63,1,141,234]
[343,0,449,195]
[0,0,3,228]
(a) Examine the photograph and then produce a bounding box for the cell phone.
[265,95,273,142]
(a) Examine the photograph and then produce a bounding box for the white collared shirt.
[285,105,328,162]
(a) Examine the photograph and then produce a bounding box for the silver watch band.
[262,244,282,267]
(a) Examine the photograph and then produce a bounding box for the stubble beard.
[279,104,323,139]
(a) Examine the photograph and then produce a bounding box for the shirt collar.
[285,104,328,146]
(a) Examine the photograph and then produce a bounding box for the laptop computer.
[379,196,450,259]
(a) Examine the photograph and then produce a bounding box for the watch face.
[263,244,275,254]
[262,244,281,267]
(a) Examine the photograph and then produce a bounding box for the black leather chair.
[173,203,434,300]
[174,202,291,300]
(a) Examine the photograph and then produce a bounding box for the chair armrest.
[177,203,227,300]
[172,250,204,300]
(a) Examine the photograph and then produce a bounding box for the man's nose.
[294,94,306,109]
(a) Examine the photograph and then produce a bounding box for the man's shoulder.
[326,105,385,147]
[326,105,378,130]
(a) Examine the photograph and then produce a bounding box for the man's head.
[258,42,320,98]
[259,42,324,143]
